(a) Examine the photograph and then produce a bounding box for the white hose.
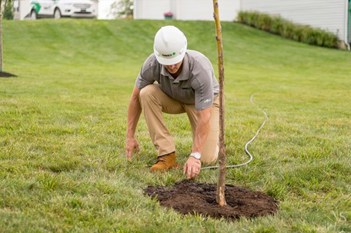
[202,94,268,170]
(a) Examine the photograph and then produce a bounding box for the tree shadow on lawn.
[145,179,279,221]
[0,71,17,78]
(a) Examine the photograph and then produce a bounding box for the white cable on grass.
[202,94,268,170]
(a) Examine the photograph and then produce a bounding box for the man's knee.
[201,155,218,165]
[201,145,219,165]
[139,84,158,100]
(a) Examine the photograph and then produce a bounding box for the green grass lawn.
[1,19,350,232]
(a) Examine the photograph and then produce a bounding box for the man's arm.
[192,108,211,153]
[125,87,142,160]
[184,107,211,179]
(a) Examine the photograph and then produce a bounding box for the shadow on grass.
[0,71,17,78]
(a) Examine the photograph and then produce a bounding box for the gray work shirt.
[136,50,219,110]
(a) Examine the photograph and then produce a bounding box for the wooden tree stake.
[212,0,227,206]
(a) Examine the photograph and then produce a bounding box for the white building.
[133,0,350,45]
[97,0,117,19]
[133,0,240,22]
[13,0,31,20]
[13,0,350,45]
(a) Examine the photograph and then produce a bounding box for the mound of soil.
[0,71,17,78]
[144,180,278,221]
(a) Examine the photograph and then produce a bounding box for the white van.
[30,0,96,19]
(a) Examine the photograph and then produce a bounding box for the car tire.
[54,8,61,19]
[30,9,37,20]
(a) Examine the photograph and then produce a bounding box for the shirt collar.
[160,52,190,81]
[177,53,190,81]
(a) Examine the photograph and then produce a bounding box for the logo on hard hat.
[162,52,176,57]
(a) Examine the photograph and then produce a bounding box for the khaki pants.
[139,84,219,164]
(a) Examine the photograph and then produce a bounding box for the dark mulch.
[144,180,278,221]
[0,71,17,78]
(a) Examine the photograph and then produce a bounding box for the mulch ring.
[0,71,17,78]
[144,179,279,221]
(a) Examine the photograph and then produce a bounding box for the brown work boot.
[150,152,178,172]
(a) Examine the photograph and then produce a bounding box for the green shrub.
[291,25,304,42]
[300,26,314,44]
[237,11,340,49]
[281,21,295,39]
[3,0,14,20]
[270,16,284,35]
[257,13,273,32]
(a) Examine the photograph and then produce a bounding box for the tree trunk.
[212,0,227,207]
[0,0,4,72]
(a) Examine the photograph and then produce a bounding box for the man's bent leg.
[139,84,184,156]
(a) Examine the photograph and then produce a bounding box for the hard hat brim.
[154,49,186,66]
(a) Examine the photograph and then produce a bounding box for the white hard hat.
[153,26,187,65]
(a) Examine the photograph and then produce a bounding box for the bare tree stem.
[212,0,227,207]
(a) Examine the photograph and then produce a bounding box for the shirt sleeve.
[191,62,215,110]
[135,55,158,90]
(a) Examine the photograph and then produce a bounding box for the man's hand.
[125,137,139,161]
[183,156,201,179]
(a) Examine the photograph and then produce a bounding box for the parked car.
[30,0,96,19]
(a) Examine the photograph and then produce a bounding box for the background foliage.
[238,11,340,49]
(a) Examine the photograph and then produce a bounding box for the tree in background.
[0,0,15,76]
[3,0,13,19]
[110,0,133,19]
[0,0,5,72]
